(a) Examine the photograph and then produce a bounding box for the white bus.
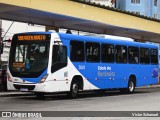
[7,32,159,98]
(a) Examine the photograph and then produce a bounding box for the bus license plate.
[20,88,28,91]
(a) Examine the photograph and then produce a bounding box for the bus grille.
[13,84,35,90]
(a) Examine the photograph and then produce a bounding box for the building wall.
[117,0,126,9]
[117,0,149,15]
[116,0,160,19]
[157,0,160,19]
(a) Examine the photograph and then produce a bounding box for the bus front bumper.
[7,80,70,93]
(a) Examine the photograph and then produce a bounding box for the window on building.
[70,41,84,62]
[140,48,150,64]
[151,49,158,64]
[128,47,139,64]
[134,12,140,15]
[86,42,100,62]
[115,45,127,63]
[154,14,158,19]
[101,44,114,63]
[131,0,140,4]
[154,0,157,6]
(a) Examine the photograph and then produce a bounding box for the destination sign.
[13,62,25,68]
[18,35,47,41]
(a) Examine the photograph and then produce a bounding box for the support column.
[0,19,2,59]
[0,19,2,92]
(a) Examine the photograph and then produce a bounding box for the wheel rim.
[129,81,134,92]
[72,83,78,95]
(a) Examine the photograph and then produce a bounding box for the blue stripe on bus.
[20,69,47,83]
[72,62,158,89]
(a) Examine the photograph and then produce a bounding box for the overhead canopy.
[0,0,160,42]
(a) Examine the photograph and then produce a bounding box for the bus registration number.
[20,88,28,92]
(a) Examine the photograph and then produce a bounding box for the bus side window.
[140,48,150,64]
[86,42,100,62]
[128,46,139,64]
[70,41,84,62]
[51,45,67,73]
[151,49,158,64]
[101,44,114,63]
[115,45,127,63]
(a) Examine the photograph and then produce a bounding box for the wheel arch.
[71,75,83,90]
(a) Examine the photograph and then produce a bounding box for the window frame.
[70,40,85,62]
[115,45,127,64]
[128,46,139,64]
[131,0,140,4]
[151,48,158,65]
[51,45,67,73]
[85,42,100,62]
[140,47,150,64]
[154,0,157,6]
[101,43,115,63]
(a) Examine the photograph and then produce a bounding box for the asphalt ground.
[0,84,159,97]
[0,85,160,120]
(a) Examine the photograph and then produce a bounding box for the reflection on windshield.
[10,43,49,77]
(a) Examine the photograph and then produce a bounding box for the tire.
[120,78,135,94]
[127,79,135,93]
[68,80,79,99]
[34,92,45,99]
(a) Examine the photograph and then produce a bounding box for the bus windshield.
[9,35,50,78]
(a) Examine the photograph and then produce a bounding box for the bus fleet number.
[79,65,85,70]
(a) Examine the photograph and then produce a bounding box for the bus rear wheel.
[128,79,135,93]
[120,79,135,94]
[68,80,79,99]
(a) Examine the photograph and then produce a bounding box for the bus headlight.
[39,74,48,83]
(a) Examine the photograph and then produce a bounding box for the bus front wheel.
[34,92,45,99]
[68,80,79,99]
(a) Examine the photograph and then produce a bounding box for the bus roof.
[14,31,53,35]
[57,33,158,49]
[13,32,158,49]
